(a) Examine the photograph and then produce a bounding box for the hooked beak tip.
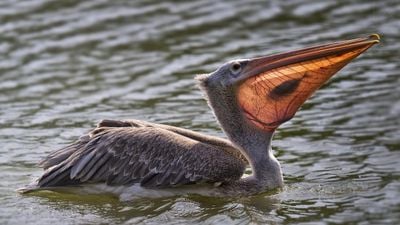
[369,33,381,42]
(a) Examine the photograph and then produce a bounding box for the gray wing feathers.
[36,121,246,189]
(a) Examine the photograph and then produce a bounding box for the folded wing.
[36,120,246,188]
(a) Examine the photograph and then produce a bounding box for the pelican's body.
[20,35,379,200]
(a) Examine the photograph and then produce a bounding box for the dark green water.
[1,0,399,224]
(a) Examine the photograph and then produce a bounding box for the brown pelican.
[20,35,379,200]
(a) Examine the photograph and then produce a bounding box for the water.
[1,0,399,224]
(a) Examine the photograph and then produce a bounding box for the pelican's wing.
[35,120,246,188]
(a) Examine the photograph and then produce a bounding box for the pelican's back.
[24,120,247,192]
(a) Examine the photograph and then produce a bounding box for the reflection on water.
[0,0,399,224]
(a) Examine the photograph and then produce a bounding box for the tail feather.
[17,181,40,194]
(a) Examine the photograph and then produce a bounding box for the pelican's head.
[197,35,379,132]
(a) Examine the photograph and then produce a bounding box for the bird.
[19,34,379,200]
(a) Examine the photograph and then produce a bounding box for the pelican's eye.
[229,62,242,76]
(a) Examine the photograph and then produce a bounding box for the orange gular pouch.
[237,36,379,131]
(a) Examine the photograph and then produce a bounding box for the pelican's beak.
[237,34,380,131]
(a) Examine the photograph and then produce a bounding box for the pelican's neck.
[199,80,283,191]
[240,132,278,179]
[230,127,283,190]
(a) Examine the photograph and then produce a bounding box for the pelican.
[20,35,379,200]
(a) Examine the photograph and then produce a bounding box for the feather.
[34,119,246,189]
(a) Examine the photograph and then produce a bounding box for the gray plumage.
[22,57,286,197]
[36,119,247,189]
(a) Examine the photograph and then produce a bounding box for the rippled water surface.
[1,0,399,224]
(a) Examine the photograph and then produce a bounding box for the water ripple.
[0,0,399,224]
